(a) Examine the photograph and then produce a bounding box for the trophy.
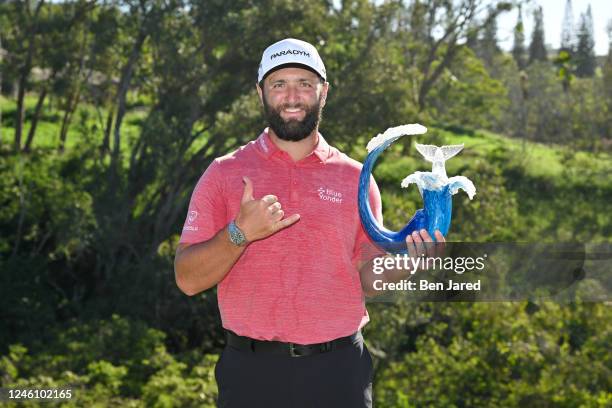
[358,124,476,253]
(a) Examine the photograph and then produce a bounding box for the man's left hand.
[405,229,446,272]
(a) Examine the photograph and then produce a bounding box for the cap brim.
[260,63,324,83]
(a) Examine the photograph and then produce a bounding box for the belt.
[225,330,360,358]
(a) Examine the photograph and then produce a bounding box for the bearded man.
[174,38,443,408]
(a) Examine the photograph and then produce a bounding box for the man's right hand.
[235,176,300,242]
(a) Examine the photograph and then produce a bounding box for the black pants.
[215,333,373,408]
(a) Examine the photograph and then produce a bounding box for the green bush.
[0,315,219,407]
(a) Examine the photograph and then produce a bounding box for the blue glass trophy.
[358,124,476,253]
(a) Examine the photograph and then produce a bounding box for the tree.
[560,0,575,53]
[512,5,526,70]
[23,1,110,153]
[429,46,507,129]
[105,0,172,178]
[574,6,596,77]
[0,32,3,147]
[56,2,99,152]
[603,19,612,136]
[556,0,576,92]
[528,6,547,64]
[475,5,500,68]
[7,0,46,151]
[397,0,512,112]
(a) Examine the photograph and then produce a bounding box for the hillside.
[1,96,610,407]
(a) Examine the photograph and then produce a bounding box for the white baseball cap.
[258,38,326,83]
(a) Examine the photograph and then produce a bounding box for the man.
[174,38,444,408]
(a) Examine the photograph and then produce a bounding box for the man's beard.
[263,95,322,142]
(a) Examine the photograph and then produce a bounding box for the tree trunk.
[102,106,114,153]
[13,0,46,151]
[111,30,147,165]
[0,33,3,147]
[58,28,91,153]
[58,103,73,152]
[58,79,88,152]
[14,69,28,151]
[23,86,47,152]
[11,161,28,261]
[418,38,460,112]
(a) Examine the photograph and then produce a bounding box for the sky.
[497,0,612,56]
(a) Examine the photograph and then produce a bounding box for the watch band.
[228,220,248,246]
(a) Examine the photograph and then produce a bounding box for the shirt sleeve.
[352,175,385,265]
[179,160,228,244]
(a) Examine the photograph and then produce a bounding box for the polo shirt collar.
[256,128,332,163]
[256,128,280,158]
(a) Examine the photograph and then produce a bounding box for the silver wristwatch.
[228,220,248,246]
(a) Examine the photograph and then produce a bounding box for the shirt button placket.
[290,165,299,204]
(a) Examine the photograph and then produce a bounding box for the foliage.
[511,6,526,70]
[528,6,547,65]
[574,6,596,78]
[0,0,610,406]
[0,315,219,407]
[372,302,612,407]
[429,47,507,131]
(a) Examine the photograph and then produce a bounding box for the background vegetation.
[1,0,610,406]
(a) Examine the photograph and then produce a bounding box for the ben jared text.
[371,254,487,292]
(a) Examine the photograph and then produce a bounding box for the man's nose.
[284,85,300,104]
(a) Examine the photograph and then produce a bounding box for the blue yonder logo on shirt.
[318,187,343,204]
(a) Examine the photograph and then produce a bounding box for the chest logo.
[183,210,199,231]
[317,187,343,204]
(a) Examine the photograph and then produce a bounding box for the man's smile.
[281,108,305,118]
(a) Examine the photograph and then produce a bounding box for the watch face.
[229,222,246,246]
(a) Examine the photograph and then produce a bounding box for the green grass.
[352,125,612,242]
[3,92,612,192]
[1,94,145,152]
[345,125,612,190]
[437,127,612,184]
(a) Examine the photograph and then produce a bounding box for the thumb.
[241,176,254,203]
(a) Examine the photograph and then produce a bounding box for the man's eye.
[300,82,312,87]
[272,83,284,88]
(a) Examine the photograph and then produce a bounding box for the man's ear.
[319,81,330,108]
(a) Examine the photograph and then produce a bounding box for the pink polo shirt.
[179,128,383,344]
